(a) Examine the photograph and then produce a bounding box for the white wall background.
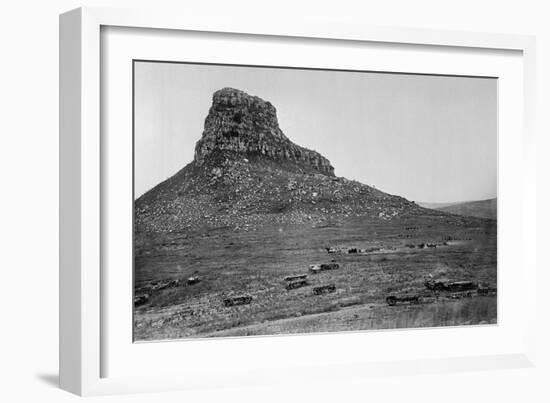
[0,1,548,402]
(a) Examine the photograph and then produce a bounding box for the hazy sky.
[134,61,497,203]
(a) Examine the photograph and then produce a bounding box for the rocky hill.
[135,88,431,233]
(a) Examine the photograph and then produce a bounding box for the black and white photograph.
[3,0,548,399]
[133,61,497,341]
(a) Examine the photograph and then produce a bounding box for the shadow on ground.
[35,373,59,388]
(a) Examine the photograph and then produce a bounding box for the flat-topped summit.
[194,88,334,176]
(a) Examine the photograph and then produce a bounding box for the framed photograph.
[60,7,537,396]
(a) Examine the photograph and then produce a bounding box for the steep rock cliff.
[194,88,334,175]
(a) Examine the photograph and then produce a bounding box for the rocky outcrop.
[194,88,334,175]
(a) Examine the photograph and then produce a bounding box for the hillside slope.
[419,198,497,220]
[135,88,438,233]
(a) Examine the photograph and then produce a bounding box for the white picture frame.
[59,6,537,396]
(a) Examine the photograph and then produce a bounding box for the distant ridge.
[418,198,497,220]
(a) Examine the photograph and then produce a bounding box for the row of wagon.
[385,280,497,306]
[224,262,341,307]
[137,261,496,312]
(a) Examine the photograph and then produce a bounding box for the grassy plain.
[134,212,497,341]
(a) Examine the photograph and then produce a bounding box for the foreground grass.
[134,213,497,340]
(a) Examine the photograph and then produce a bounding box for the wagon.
[445,281,477,291]
[149,279,180,291]
[424,280,477,292]
[309,263,339,273]
[223,295,253,307]
[385,294,420,306]
[313,284,336,295]
[186,276,200,285]
[286,279,309,290]
[283,274,308,282]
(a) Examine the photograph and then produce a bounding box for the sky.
[134,61,497,203]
